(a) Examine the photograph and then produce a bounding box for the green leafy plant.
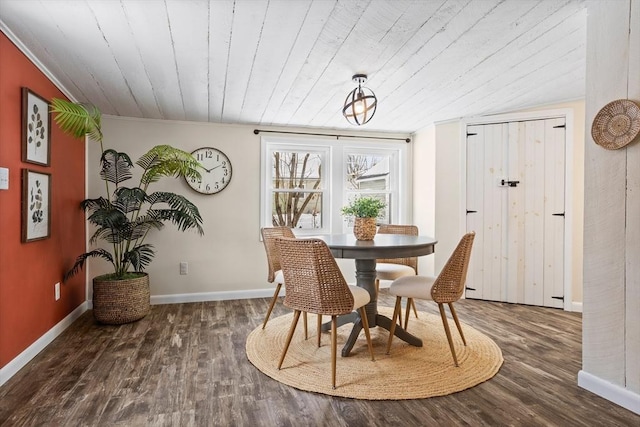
[340,196,386,218]
[51,98,204,281]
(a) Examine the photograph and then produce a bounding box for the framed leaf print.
[22,169,51,242]
[22,87,51,166]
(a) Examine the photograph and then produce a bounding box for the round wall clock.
[186,147,232,194]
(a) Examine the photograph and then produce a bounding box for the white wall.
[410,124,436,276]
[88,118,266,299]
[434,121,464,274]
[579,0,640,414]
[412,121,463,276]
[87,117,409,301]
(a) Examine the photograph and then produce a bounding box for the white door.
[465,118,565,308]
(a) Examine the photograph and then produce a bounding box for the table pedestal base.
[321,312,423,357]
[345,314,423,357]
[321,258,423,357]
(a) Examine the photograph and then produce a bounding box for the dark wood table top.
[310,233,437,259]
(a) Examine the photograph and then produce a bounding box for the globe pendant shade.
[343,81,377,126]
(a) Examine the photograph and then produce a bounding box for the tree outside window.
[271,151,323,229]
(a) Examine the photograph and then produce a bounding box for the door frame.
[460,108,576,311]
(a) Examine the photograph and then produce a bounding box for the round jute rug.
[246,306,503,400]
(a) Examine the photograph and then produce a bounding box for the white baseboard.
[150,288,276,305]
[0,302,89,387]
[578,370,640,415]
[571,301,583,313]
[85,288,276,308]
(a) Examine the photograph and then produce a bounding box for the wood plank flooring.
[1,291,638,426]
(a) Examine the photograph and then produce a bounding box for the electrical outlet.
[54,282,61,301]
[179,262,188,275]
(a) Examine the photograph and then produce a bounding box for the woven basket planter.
[92,273,150,324]
[353,217,377,240]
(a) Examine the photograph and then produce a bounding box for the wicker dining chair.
[260,227,308,337]
[376,224,420,327]
[276,237,375,389]
[385,232,475,367]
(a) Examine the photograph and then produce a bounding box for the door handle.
[501,179,520,187]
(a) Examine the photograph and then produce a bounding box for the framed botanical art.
[22,169,51,242]
[22,87,51,166]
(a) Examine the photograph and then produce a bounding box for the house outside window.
[343,151,392,227]
[261,136,409,235]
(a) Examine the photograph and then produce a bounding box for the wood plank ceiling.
[0,0,586,134]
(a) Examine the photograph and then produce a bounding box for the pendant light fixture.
[342,74,377,126]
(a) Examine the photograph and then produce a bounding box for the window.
[268,147,327,230]
[343,150,392,227]
[261,136,409,235]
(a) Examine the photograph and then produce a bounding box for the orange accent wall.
[0,32,86,368]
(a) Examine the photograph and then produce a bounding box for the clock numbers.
[187,147,232,195]
[196,150,216,161]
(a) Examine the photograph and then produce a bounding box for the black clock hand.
[202,165,220,173]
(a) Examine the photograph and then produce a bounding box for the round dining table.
[311,233,437,357]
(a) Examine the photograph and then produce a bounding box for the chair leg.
[278,310,301,370]
[404,298,413,331]
[359,307,375,361]
[411,299,419,318]
[262,282,282,329]
[331,315,337,389]
[386,296,402,355]
[303,312,308,340]
[317,314,322,348]
[438,303,459,367]
[375,279,380,297]
[448,302,466,346]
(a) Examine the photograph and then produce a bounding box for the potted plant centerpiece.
[341,196,386,240]
[51,99,204,324]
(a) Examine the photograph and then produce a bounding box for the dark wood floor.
[1,291,638,426]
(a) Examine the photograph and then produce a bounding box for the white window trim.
[260,135,410,235]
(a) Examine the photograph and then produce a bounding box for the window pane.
[271,191,323,229]
[343,193,390,225]
[345,154,389,191]
[272,151,322,189]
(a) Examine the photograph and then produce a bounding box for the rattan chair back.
[261,227,295,283]
[377,224,419,272]
[276,237,355,316]
[431,232,475,303]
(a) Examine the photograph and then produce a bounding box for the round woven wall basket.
[591,99,640,150]
[92,273,150,324]
[353,217,377,240]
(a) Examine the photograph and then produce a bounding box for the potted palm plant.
[341,196,386,240]
[51,99,204,324]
